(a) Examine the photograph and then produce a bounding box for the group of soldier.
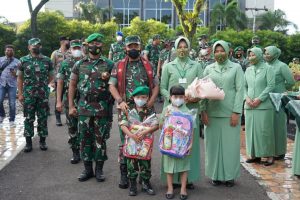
[10,29,300,198]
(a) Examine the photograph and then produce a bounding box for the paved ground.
[0,98,270,200]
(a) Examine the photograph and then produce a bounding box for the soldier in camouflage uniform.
[119,86,158,196]
[143,34,161,77]
[56,39,83,164]
[157,39,172,79]
[51,36,71,126]
[109,35,159,192]
[108,31,126,63]
[68,33,114,182]
[232,46,248,72]
[17,38,54,152]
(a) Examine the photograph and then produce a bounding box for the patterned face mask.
[214,53,227,64]
[88,45,102,55]
[248,56,259,65]
[176,48,189,58]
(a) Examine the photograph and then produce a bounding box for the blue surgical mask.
[171,98,185,107]
[134,98,147,107]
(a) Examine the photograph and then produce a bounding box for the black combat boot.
[95,161,105,182]
[39,137,48,151]
[142,180,155,195]
[119,163,129,189]
[55,112,62,126]
[129,178,137,196]
[78,161,94,182]
[70,148,81,164]
[24,137,32,153]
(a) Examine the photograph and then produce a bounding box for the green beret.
[125,35,141,46]
[152,34,160,40]
[131,86,150,97]
[70,39,82,47]
[234,46,244,52]
[86,33,104,43]
[28,38,41,46]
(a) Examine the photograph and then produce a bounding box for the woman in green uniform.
[201,40,244,187]
[244,47,275,166]
[160,36,203,188]
[264,46,295,160]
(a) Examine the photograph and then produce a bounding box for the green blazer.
[244,62,275,110]
[201,60,245,117]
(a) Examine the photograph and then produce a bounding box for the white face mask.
[134,98,147,107]
[116,36,123,42]
[171,98,185,107]
[72,49,82,58]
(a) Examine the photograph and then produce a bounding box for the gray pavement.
[0,101,270,200]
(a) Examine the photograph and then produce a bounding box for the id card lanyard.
[175,61,188,84]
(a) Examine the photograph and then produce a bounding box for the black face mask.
[32,47,40,54]
[88,45,102,55]
[127,49,140,59]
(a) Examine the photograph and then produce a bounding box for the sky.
[0,0,299,34]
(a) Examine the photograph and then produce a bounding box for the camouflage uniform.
[109,42,126,63]
[57,57,79,149]
[71,56,114,162]
[18,53,54,138]
[159,48,171,66]
[144,44,161,76]
[119,105,157,181]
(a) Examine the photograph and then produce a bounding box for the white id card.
[179,78,187,84]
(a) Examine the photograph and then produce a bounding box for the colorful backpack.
[159,111,193,158]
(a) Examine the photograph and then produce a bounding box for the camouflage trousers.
[65,107,79,149]
[23,96,49,137]
[127,158,151,181]
[78,115,111,162]
[118,126,127,165]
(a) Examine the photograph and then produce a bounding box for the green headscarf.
[264,46,281,63]
[247,47,263,65]
[213,40,229,64]
[174,36,191,59]
[174,36,191,50]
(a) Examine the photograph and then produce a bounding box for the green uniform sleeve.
[281,63,296,90]
[160,63,170,100]
[108,62,118,86]
[70,61,80,80]
[57,60,67,80]
[119,111,129,127]
[232,65,245,114]
[258,66,275,101]
[144,45,151,55]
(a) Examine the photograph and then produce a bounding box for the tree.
[75,0,110,24]
[27,0,49,37]
[257,9,298,34]
[0,24,16,52]
[167,0,205,41]
[210,0,248,33]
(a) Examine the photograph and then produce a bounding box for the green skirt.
[245,109,275,157]
[274,109,287,155]
[204,117,240,181]
[292,127,300,175]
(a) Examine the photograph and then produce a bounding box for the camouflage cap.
[70,39,82,47]
[131,86,150,97]
[28,38,41,46]
[86,33,104,43]
[125,35,141,46]
[198,34,208,40]
[152,34,160,40]
[59,36,70,41]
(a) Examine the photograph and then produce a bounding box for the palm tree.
[210,0,248,33]
[257,9,297,33]
[75,0,110,24]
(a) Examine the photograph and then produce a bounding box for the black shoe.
[211,180,222,186]
[24,137,32,153]
[39,137,48,151]
[225,180,235,187]
[119,164,129,189]
[55,113,63,126]
[180,194,188,200]
[78,161,94,182]
[95,161,105,182]
[165,193,175,199]
[186,183,195,190]
[142,180,155,195]
[246,157,261,163]
[129,179,137,196]
[274,154,285,160]
[70,148,81,164]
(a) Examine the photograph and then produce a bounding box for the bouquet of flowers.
[185,77,225,100]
